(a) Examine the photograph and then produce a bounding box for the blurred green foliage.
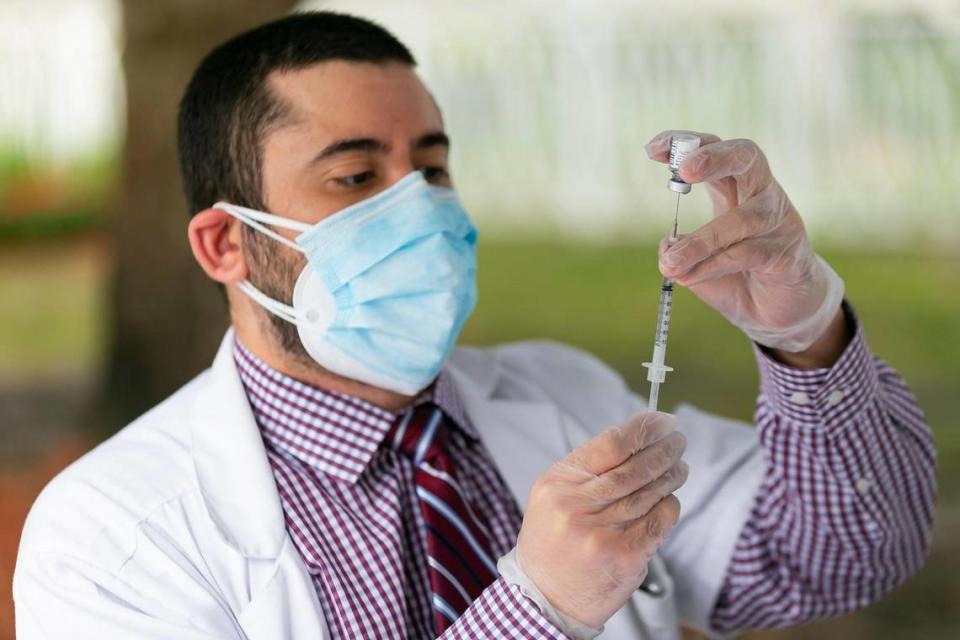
[0,210,104,240]
[0,148,116,241]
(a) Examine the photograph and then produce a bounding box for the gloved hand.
[511,411,687,629]
[645,131,845,353]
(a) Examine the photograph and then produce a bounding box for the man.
[14,11,935,640]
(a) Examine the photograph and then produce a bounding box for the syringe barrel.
[668,134,700,194]
[643,278,675,384]
[653,279,673,347]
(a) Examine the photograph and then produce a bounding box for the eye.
[333,171,374,187]
[420,166,449,182]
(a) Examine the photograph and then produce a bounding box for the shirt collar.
[233,337,478,484]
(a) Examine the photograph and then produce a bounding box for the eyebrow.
[311,130,450,164]
[313,137,385,162]
[414,131,450,151]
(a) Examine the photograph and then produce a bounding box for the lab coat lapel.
[446,347,570,509]
[190,330,330,638]
[236,537,330,640]
[190,329,287,558]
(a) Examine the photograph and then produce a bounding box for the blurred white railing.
[314,0,960,247]
[1,0,957,246]
[0,0,122,168]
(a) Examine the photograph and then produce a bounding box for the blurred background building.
[0,1,957,638]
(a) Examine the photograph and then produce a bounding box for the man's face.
[243,61,450,361]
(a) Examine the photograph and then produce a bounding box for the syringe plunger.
[642,278,675,411]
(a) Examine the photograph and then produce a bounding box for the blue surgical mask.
[215,171,478,395]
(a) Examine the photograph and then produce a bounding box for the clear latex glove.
[646,130,845,352]
[514,411,688,629]
[498,548,604,640]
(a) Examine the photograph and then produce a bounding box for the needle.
[671,193,680,242]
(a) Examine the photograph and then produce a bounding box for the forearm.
[711,304,937,632]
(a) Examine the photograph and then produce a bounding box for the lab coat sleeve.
[13,548,239,640]
[13,468,247,640]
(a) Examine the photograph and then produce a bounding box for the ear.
[187,207,247,284]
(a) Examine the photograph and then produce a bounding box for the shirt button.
[790,392,810,405]
[856,477,871,494]
[827,390,845,406]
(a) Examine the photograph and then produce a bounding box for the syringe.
[642,134,700,412]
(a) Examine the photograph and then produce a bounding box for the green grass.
[2,236,956,473]
[462,240,960,488]
[0,238,107,380]
[2,236,955,467]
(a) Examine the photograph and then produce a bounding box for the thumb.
[565,412,677,476]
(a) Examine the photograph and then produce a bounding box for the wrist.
[497,548,604,640]
[767,304,853,369]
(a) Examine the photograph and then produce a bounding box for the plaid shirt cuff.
[444,577,569,639]
[753,302,879,431]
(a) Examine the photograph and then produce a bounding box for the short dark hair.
[177,11,416,215]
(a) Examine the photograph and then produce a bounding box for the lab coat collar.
[191,328,564,562]
[190,332,505,560]
[445,344,571,511]
[445,343,500,399]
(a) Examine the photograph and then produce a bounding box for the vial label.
[668,135,701,182]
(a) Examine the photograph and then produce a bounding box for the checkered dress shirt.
[234,307,935,637]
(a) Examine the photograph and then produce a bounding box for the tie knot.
[390,402,448,465]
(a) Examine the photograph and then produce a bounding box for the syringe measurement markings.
[654,281,673,346]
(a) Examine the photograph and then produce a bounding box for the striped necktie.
[390,402,499,634]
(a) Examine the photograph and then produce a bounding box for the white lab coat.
[13,330,765,639]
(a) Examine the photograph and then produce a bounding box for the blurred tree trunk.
[103,0,297,430]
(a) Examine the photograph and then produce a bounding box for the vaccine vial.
[668,134,701,194]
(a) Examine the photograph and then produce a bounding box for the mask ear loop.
[236,280,301,325]
[213,201,311,252]
[213,201,313,326]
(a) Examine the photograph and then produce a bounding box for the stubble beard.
[241,225,316,370]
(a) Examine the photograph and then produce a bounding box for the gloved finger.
[646,131,740,214]
[659,203,769,278]
[565,411,677,476]
[679,138,772,202]
[657,236,673,259]
[602,460,688,523]
[670,237,779,287]
[687,139,740,215]
[645,129,722,164]
[621,494,681,557]
[585,430,686,504]
[703,177,740,215]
